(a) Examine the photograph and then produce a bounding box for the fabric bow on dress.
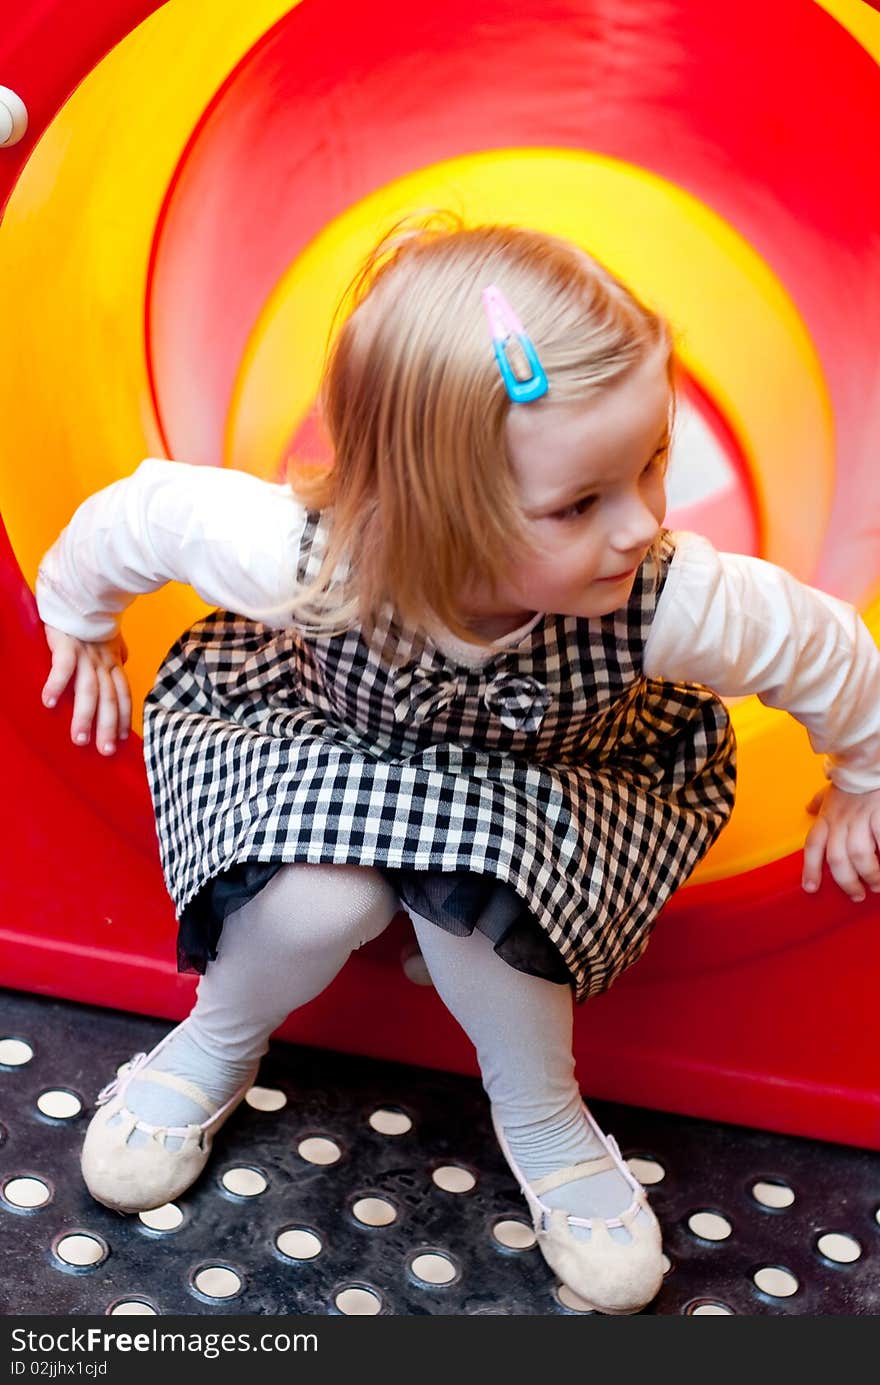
[392,662,552,733]
[482,671,552,732]
[392,665,465,724]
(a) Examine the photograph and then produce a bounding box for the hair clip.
[482,284,549,403]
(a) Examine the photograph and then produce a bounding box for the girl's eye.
[553,495,596,522]
[551,448,668,522]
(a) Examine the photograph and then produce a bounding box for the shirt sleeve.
[642,529,880,795]
[35,457,308,642]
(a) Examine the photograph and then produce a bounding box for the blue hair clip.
[482,284,549,403]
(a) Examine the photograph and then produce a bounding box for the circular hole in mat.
[688,1210,733,1241]
[191,1266,242,1299]
[221,1166,268,1197]
[492,1219,536,1250]
[627,1156,665,1185]
[138,1204,184,1232]
[752,1179,795,1209]
[685,1300,735,1315]
[3,1176,52,1209]
[53,1233,108,1269]
[555,1284,596,1313]
[352,1196,397,1227]
[245,1086,287,1112]
[297,1136,341,1165]
[432,1165,476,1193]
[410,1251,458,1285]
[368,1107,412,1136]
[334,1285,383,1315]
[753,1266,799,1297]
[107,1301,159,1316]
[276,1228,323,1260]
[816,1232,861,1263]
[661,1253,672,1274]
[36,1089,82,1120]
[0,1038,33,1066]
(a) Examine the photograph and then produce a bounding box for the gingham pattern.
[143,515,736,1003]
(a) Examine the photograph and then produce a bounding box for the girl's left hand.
[802,784,880,901]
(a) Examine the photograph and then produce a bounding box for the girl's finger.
[870,811,880,891]
[849,822,880,892]
[71,654,99,745]
[823,828,866,902]
[42,646,77,706]
[93,663,119,755]
[802,818,828,891]
[108,664,132,739]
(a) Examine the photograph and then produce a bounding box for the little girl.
[36,217,880,1315]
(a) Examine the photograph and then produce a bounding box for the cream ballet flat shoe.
[491,1102,665,1315]
[80,1023,259,1214]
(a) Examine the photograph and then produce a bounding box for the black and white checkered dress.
[142,515,736,1004]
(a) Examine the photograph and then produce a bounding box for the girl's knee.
[266,861,398,953]
[331,864,399,948]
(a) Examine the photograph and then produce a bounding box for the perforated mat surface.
[1,988,878,1316]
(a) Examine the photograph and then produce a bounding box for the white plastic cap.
[0,87,28,147]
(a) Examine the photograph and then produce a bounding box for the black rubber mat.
[1,986,878,1316]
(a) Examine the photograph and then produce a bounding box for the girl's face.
[460,352,671,637]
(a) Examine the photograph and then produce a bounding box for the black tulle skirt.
[177,860,572,986]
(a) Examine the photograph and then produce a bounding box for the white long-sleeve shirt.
[34,457,880,795]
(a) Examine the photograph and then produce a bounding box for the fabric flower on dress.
[482,671,552,732]
[392,664,464,724]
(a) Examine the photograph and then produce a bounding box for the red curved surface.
[148,0,880,597]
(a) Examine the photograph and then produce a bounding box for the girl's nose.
[611,507,660,556]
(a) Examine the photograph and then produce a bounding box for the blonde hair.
[283,211,674,646]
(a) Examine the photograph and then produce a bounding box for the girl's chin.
[568,591,636,618]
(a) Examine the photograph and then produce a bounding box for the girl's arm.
[642,529,880,795]
[35,458,307,641]
[643,531,880,901]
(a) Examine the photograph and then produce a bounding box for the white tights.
[185,862,398,1064]
[123,862,640,1239]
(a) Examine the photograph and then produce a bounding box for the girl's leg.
[404,910,651,1246]
[118,863,398,1150]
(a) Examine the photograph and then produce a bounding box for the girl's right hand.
[41,624,132,756]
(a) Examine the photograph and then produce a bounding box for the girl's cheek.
[525,525,563,562]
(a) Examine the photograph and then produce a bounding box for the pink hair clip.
[482,284,549,403]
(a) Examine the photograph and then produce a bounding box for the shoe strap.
[114,1107,202,1143]
[529,1154,615,1196]
[133,1068,217,1116]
